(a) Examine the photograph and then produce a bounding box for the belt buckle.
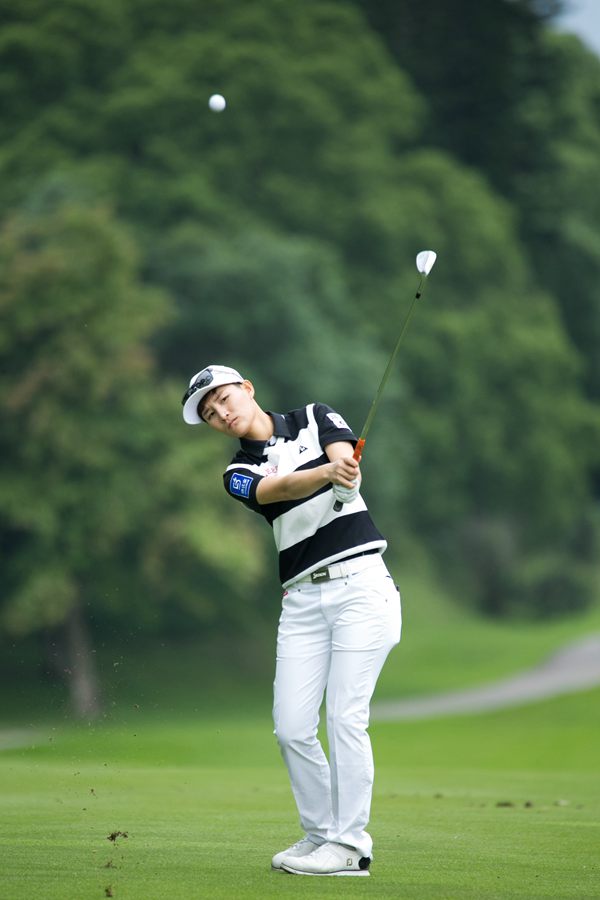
[310,567,330,583]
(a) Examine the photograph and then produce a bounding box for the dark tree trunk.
[63,603,102,718]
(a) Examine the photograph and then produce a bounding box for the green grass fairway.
[2,689,599,899]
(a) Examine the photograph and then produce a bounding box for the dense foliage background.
[1,0,599,713]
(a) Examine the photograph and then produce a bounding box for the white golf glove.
[332,476,361,505]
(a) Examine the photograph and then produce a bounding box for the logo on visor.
[230,472,253,499]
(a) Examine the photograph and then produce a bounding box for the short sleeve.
[223,467,264,512]
[313,402,357,448]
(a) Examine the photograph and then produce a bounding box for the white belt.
[296,552,382,584]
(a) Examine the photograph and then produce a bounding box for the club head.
[416,250,437,276]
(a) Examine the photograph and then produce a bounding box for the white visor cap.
[182,365,245,424]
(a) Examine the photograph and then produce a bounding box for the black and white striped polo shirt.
[223,402,386,587]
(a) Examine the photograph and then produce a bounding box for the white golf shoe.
[271,837,321,870]
[281,841,371,876]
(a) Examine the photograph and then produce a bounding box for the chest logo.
[299,445,308,453]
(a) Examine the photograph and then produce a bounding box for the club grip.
[333,439,365,512]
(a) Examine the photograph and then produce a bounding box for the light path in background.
[371,634,600,721]
[1,635,599,743]
[0,728,39,750]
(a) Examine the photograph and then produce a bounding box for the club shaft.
[332,275,427,512]
[356,283,422,447]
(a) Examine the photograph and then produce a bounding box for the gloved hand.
[332,476,361,505]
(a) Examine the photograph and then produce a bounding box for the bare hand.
[327,456,360,488]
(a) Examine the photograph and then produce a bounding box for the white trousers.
[273,555,401,858]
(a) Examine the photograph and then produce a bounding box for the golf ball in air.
[209,94,226,112]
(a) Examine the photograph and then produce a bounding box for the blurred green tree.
[350,0,565,186]
[353,0,600,409]
[378,150,600,614]
[0,200,265,714]
[0,0,597,628]
[510,33,600,403]
[148,224,389,410]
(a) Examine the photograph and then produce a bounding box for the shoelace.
[292,838,314,851]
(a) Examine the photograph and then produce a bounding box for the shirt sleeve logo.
[327,412,349,430]
[230,472,253,498]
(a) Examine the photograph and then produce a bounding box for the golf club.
[333,250,437,512]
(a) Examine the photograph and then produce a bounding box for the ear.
[241,379,255,399]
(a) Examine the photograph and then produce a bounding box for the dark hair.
[197,391,213,422]
[198,382,243,421]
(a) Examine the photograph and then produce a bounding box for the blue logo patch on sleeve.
[230,472,253,499]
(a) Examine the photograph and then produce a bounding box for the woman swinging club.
[182,364,401,877]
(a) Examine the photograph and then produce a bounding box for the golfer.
[182,364,401,877]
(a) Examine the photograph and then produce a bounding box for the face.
[200,381,258,436]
